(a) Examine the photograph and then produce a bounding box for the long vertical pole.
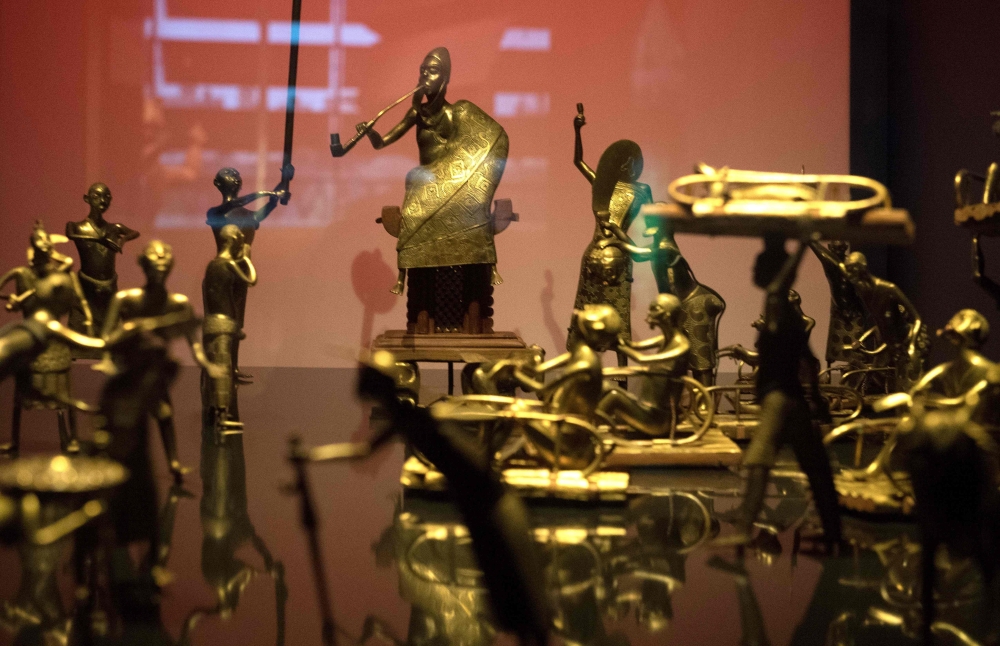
[282,0,303,171]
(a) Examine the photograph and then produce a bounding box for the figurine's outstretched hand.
[574,103,586,130]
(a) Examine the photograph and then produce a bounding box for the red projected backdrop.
[0,0,848,368]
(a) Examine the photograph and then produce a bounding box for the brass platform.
[372,330,533,394]
[834,470,913,516]
[400,456,630,503]
[600,428,742,468]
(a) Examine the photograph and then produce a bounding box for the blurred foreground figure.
[901,400,1000,645]
[717,236,840,548]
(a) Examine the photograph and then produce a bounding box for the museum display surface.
[1,0,999,644]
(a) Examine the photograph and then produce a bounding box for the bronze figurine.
[0,223,101,455]
[718,236,840,548]
[808,240,871,370]
[608,213,726,385]
[512,305,622,471]
[202,224,257,439]
[898,400,1000,645]
[343,47,510,334]
[0,272,106,454]
[206,165,292,382]
[842,251,929,391]
[597,294,690,436]
[567,103,652,368]
[101,240,224,482]
[65,182,140,336]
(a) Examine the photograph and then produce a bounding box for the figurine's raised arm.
[620,333,689,365]
[363,107,418,150]
[229,255,258,287]
[574,103,596,184]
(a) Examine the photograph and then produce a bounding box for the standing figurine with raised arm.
[206,164,292,383]
[843,251,928,391]
[66,182,140,337]
[567,103,652,370]
[717,235,841,548]
[202,225,257,440]
[101,240,223,482]
[597,294,690,436]
[808,240,870,370]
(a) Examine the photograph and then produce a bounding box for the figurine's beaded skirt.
[406,263,494,334]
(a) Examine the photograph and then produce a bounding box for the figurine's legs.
[720,390,794,545]
[57,409,73,453]
[154,396,187,483]
[390,269,406,295]
[788,417,842,545]
[1,385,24,455]
[234,285,252,383]
[692,369,715,387]
[66,408,81,453]
[597,388,670,436]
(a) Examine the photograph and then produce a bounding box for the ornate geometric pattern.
[397,101,507,268]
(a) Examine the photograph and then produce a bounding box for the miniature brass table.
[370,329,531,395]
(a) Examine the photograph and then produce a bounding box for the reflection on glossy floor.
[0,367,993,645]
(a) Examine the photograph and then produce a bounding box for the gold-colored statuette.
[648,164,914,243]
[331,47,516,334]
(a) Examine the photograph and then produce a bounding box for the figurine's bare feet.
[0,443,17,456]
[64,439,81,455]
[235,370,253,384]
[389,279,404,295]
[169,461,190,484]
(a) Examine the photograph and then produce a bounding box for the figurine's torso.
[209,207,258,252]
[202,259,240,320]
[415,102,455,166]
[545,345,604,417]
[858,280,915,345]
[66,219,137,280]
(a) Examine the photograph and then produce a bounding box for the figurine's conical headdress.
[425,47,451,85]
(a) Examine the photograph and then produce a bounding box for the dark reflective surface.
[0,367,993,645]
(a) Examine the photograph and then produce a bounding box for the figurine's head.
[576,304,622,350]
[647,293,682,330]
[217,224,246,259]
[828,239,850,260]
[843,251,871,284]
[139,240,174,281]
[940,308,990,349]
[583,243,626,287]
[419,47,451,98]
[752,235,789,288]
[84,182,112,214]
[29,221,54,258]
[593,140,643,213]
[213,168,243,197]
